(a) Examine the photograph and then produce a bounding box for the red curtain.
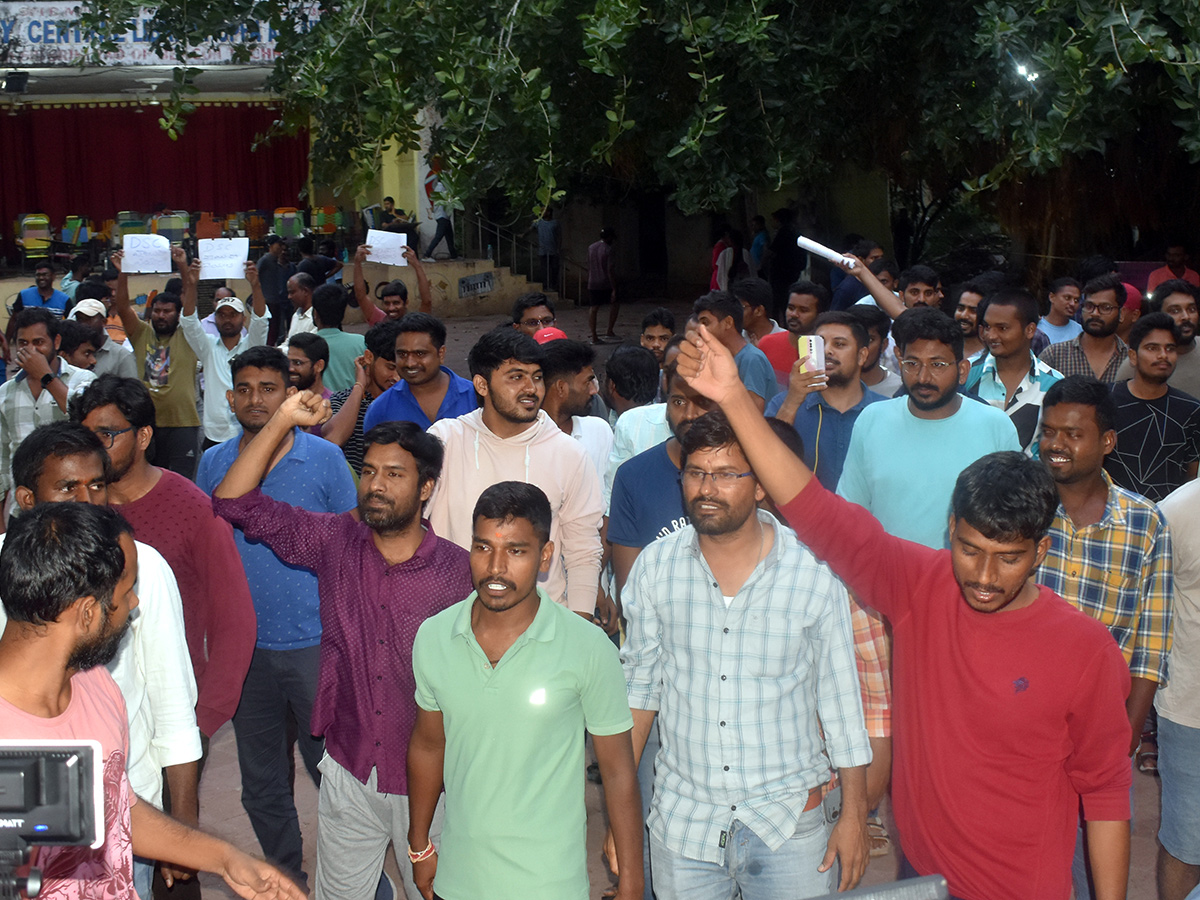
[0,104,309,257]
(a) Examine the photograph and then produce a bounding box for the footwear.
[1137,732,1159,775]
[586,762,602,783]
[867,815,891,857]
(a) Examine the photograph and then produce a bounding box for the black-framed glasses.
[91,426,134,448]
[680,468,754,486]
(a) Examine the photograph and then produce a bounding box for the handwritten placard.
[122,234,172,274]
[364,229,408,266]
[198,238,250,280]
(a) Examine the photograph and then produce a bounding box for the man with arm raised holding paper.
[670,323,1134,900]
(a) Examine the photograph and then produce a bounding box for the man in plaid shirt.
[1036,374,1173,900]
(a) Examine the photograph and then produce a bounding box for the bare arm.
[158,760,201,883]
[819,765,870,891]
[130,802,305,900]
[111,250,144,338]
[772,356,826,425]
[1188,459,1198,482]
[244,261,267,318]
[403,247,434,313]
[214,392,327,499]
[592,731,644,900]
[407,707,447,900]
[321,362,367,447]
[1127,676,1158,756]
[1085,819,1130,900]
[836,255,904,320]
[177,248,198,317]
[353,245,382,322]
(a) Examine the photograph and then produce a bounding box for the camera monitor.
[0,741,103,850]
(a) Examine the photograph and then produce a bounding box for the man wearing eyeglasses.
[838,307,1020,551]
[510,292,558,337]
[1040,274,1130,384]
[614,408,872,899]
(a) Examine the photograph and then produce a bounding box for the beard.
[292,370,316,391]
[906,382,959,411]
[358,493,420,533]
[68,612,130,670]
[1082,316,1119,338]
[825,366,854,388]
[491,392,541,424]
[685,495,753,536]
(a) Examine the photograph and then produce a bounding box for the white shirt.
[604,403,672,510]
[0,537,201,806]
[1157,481,1200,727]
[0,360,97,496]
[180,310,270,443]
[571,414,615,489]
[286,306,317,341]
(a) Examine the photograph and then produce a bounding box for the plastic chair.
[245,214,269,241]
[310,206,340,235]
[151,212,189,246]
[16,214,52,269]
[361,205,381,231]
[273,207,304,240]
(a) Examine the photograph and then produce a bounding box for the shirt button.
[375,710,382,715]
[723,628,729,634]
[378,639,385,645]
[720,721,726,727]
[723,765,730,771]
[377,675,383,681]
[375,741,381,747]
[731,805,737,811]
[720,675,726,681]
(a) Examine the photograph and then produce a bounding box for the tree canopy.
[72,0,1200,232]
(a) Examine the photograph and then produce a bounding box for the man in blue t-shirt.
[363,313,477,432]
[693,290,778,410]
[14,261,71,319]
[606,362,714,900]
[196,345,356,886]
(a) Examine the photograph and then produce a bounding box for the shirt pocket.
[743,612,808,679]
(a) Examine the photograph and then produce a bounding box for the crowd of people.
[0,230,1198,900]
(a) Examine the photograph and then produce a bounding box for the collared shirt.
[621,511,871,863]
[1039,334,1128,384]
[414,590,633,900]
[214,489,472,794]
[316,327,367,393]
[0,360,96,495]
[605,402,671,508]
[765,383,887,489]
[1036,473,1173,683]
[286,306,317,340]
[180,310,270,443]
[198,429,358,649]
[363,366,477,433]
[964,351,1064,457]
[93,337,137,380]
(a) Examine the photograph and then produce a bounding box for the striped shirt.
[964,352,1064,457]
[0,361,96,496]
[1039,334,1128,384]
[622,511,871,863]
[1036,473,1174,683]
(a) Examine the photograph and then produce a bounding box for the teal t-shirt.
[317,327,367,393]
[413,591,634,900]
[734,342,780,403]
[836,395,1020,548]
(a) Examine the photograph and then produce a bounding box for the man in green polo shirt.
[408,481,644,900]
[312,283,366,393]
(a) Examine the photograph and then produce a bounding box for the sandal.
[867,815,891,857]
[1137,733,1159,775]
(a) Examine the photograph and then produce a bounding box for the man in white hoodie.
[426,328,605,618]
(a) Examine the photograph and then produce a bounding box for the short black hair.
[468,327,545,380]
[473,481,552,545]
[12,422,112,494]
[851,238,882,258]
[679,409,742,468]
[693,291,743,332]
[511,292,555,324]
[266,234,284,247]
[813,311,869,348]
[641,307,676,333]
[766,417,805,462]
[605,344,660,405]
[312,283,349,329]
[730,277,773,313]
[59,320,101,356]
[362,421,445,487]
[787,280,831,311]
[848,303,892,342]
[0,502,132,625]
[288,332,330,366]
[978,288,1040,329]
[869,258,901,281]
[891,308,964,360]
[898,265,940,293]
[379,279,409,301]
[70,254,90,276]
[1047,276,1081,295]
[34,260,54,273]
[1042,375,1117,433]
[1149,279,1200,313]
[75,280,112,303]
[230,345,290,384]
[1083,274,1127,306]
[151,291,182,314]
[13,307,58,338]
[298,236,315,255]
[365,319,405,360]
[540,339,595,384]
[71,375,156,430]
[1128,311,1179,351]
[951,451,1058,542]
[396,312,447,349]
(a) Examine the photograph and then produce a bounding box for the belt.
[803,785,824,812]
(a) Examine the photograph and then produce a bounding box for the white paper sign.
[122,234,173,274]
[365,229,408,266]
[198,238,250,280]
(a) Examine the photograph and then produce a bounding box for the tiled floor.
[194,722,1163,900]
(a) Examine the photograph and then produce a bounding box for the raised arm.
[214,391,330,499]
[178,248,199,317]
[403,246,434,313]
[244,260,268,319]
[321,361,368,447]
[835,255,904,320]
[353,244,384,323]
[111,250,145,339]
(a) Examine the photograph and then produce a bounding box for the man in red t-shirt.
[671,324,1133,900]
[756,281,826,387]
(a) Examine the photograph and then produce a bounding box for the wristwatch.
[40,372,56,388]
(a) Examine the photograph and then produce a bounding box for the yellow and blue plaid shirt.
[1036,473,1174,683]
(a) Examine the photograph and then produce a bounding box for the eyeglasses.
[680,468,754,486]
[1082,302,1119,314]
[899,359,955,374]
[520,315,556,328]
[91,426,134,448]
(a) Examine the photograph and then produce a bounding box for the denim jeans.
[232,645,325,885]
[649,807,832,900]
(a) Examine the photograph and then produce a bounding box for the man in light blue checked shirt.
[614,409,872,899]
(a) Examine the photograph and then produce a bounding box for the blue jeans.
[426,217,457,258]
[648,807,832,900]
[232,645,325,885]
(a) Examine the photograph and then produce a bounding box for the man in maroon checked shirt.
[671,324,1133,900]
[212,389,473,900]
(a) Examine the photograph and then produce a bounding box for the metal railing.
[460,209,588,305]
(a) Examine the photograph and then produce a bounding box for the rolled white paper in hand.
[796,234,856,269]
